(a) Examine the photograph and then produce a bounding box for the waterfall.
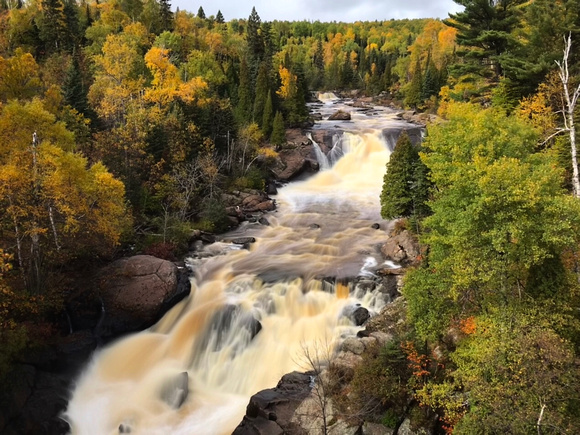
[308,133,330,170]
[64,102,419,435]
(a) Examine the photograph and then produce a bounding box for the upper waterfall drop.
[316,91,339,103]
[64,98,421,435]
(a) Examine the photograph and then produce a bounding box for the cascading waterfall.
[65,100,417,435]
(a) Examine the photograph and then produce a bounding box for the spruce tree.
[63,52,88,116]
[215,10,224,23]
[253,61,270,126]
[235,58,253,125]
[380,132,430,220]
[270,111,285,146]
[37,0,69,53]
[262,90,273,139]
[421,54,439,100]
[158,0,173,32]
[405,58,422,108]
[247,7,263,64]
[197,6,205,19]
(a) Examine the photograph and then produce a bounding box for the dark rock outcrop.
[352,306,370,326]
[233,371,313,435]
[95,255,191,337]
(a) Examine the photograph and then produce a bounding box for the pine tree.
[405,57,422,108]
[445,0,526,81]
[262,90,273,139]
[216,10,224,23]
[197,6,205,19]
[270,111,285,146]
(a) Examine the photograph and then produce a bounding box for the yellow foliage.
[518,91,556,135]
[0,47,41,101]
[258,147,279,161]
[277,65,297,100]
[144,47,208,106]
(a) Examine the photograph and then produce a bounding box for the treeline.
[374,0,580,432]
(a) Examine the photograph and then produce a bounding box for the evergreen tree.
[197,6,205,19]
[340,55,354,89]
[63,52,89,116]
[445,0,526,81]
[262,90,273,139]
[247,7,263,64]
[37,0,69,53]
[270,111,285,146]
[253,61,270,126]
[380,131,430,220]
[235,58,253,125]
[159,0,173,32]
[421,54,439,100]
[261,21,274,59]
[405,58,422,108]
[215,10,224,24]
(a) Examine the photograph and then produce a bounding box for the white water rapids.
[65,95,417,434]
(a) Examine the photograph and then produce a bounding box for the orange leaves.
[458,316,477,335]
[401,341,431,380]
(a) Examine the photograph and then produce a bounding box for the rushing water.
[65,95,417,434]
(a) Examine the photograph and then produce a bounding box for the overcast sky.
[173,0,464,22]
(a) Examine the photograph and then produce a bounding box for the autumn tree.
[404,102,580,340]
[0,99,129,292]
[0,48,41,101]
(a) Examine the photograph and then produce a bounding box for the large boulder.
[328,110,351,121]
[380,230,420,265]
[233,371,313,435]
[96,255,191,337]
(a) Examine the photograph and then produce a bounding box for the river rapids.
[64,94,419,434]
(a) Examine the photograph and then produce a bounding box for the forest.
[0,0,580,432]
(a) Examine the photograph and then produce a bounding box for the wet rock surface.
[233,371,314,435]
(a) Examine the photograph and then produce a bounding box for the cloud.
[175,0,463,22]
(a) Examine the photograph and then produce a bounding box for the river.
[64,94,418,434]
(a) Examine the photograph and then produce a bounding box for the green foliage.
[270,111,285,146]
[199,197,230,233]
[404,102,580,341]
[380,132,430,221]
[452,309,580,434]
[261,90,274,138]
[405,58,422,108]
[348,341,411,424]
[235,58,253,125]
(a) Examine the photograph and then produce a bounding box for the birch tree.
[555,33,580,198]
